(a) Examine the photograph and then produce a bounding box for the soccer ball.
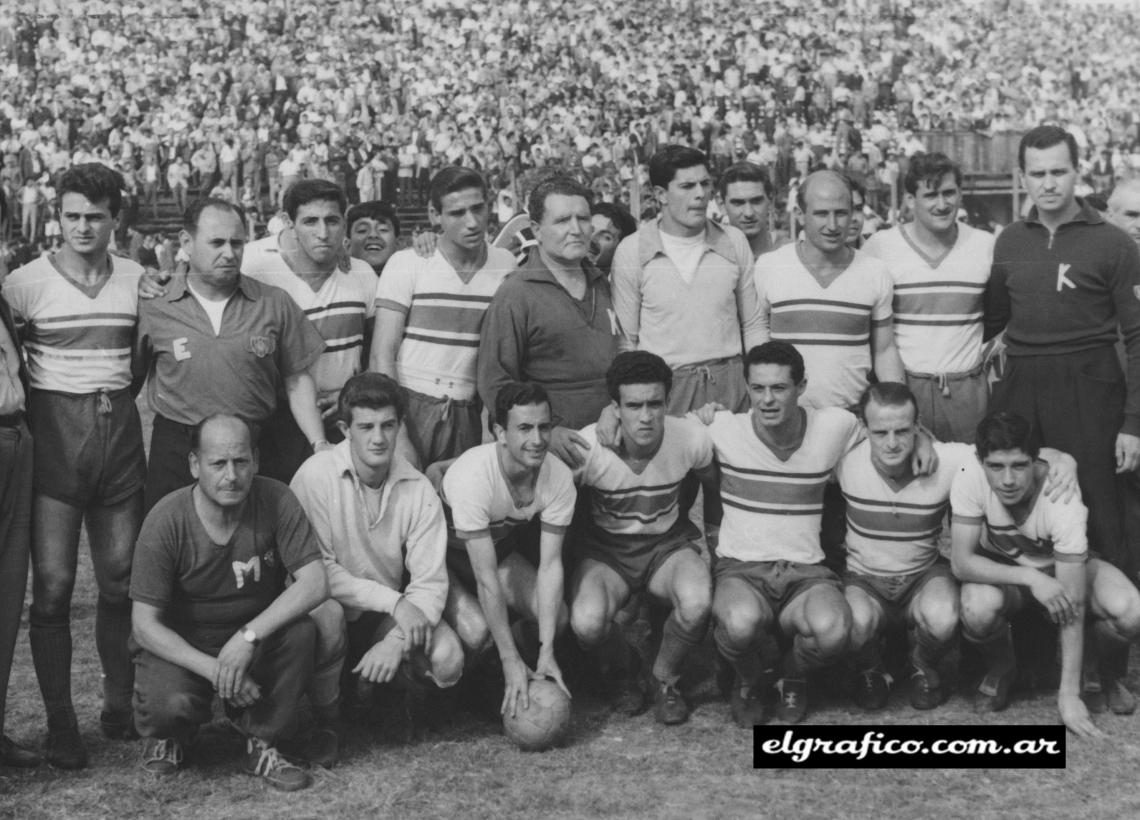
[502,679,571,751]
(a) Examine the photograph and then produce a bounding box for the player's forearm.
[133,612,218,681]
[1056,562,1088,696]
[246,561,329,640]
[535,555,564,649]
[951,548,1038,588]
[285,371,327,446]
[471,558,518,660]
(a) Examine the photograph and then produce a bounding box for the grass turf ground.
[3,403,1140,819]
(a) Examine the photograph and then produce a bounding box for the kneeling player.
[840,384,1077,711]
[441,383,575,716]
[291,374,464,755]
[569,352,719,724]
[951,411,1140,737]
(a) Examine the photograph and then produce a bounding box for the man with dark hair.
[864,152,994,443]
[440,382,576,717]
[241,179,376,482]
[588,201,637,274]
[612,146,764,418]
[478,175,620,465]
[346,200,401,275]
[569,352,720,724]
[290,373,462,751]
[717,161,778,259]
[372,166,515,467]
[840,383,1075,712]
[131,415,328,789]
[985,124,1140,579]
[0,285,38,767]
[134,198,327,509]
[5,162,145,768]
[951,410,1140,736]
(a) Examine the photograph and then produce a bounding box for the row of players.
[128,346,1140,791]
[2,125,1138,789]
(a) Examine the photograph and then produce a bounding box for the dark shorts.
[667,356,750,415]
[578,521,700,592]
[906,368,988,445]
[446,518,540,591]
[844,560,954,619]
[28,388,145,506]
[713,557,840,613]
[404,388,483,467]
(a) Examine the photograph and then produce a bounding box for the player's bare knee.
[570,603,609,647]
[310,601,347,666]
[449,606,491,655]
[431,631,465,689]
[915,596,959,643]
[716,608,764,649]
[959,583,1003,633]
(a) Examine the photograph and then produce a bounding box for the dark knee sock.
[782,634,826,679]
[1095,619,1131,682]
[29,611,76,728]
[96,595,134,713]
[910,626,952,684]
[853,633,884,673]
[713,622,763,685]
[652,612,708,685]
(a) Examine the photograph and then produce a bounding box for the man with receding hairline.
[1107,179,1140,248]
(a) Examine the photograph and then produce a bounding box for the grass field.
[3,404,1140,819]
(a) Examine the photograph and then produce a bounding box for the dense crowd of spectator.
[2,0,1140,270]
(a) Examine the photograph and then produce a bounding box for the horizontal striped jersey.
[5,253,141,393]
[708,406,861,564]
[836,440,973,576]
[376,246,515,401]
[754,243,893,410]
[862,223,993,374]
[241,236,376,393]
[576,416,713,536]
[950,457,1088,571]
[442,441,576,547]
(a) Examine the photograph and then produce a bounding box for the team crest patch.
[247,335,275,358]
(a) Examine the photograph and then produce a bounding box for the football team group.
[1,123,1139,792]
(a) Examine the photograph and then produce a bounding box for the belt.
[0,411,24,427]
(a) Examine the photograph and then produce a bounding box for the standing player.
[371,167,515,466]
[951,411,1140,736]
[718,161,779,260]
[0,287,38,767]
[290,374,464,753]
[242,180,377,482]
[863,153,994,443]
[569,352,719,724]
[753,169,905,412]
[346,200,401,276]
[441,383,576,717]
[611,146,765,418]
[134,199,328,509]
[477,176,620,463]
[985,125,1140,578]
[5,164,145,768]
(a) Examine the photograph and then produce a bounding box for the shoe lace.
[249,740,297,778]
[149,739,182,766]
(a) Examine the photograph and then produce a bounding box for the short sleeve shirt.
[130,477,322,633]
[136,274,324,425]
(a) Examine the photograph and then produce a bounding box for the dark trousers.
[991,347,1129,573]
[0,420,32,734]
[132,617,316,745]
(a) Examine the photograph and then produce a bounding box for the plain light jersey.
[442,441,576,543]
[376,246,515,401]
[863,223,993,374]
[242,236,377,393]
[577,416,713,536]
[950,457,1088,571]
[5,253,142,393]
[837,440,974,576]
[754,243,893,410]
[708,407,861,564]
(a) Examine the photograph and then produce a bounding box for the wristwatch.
[240,626,260,647]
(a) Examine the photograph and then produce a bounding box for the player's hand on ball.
[1029,574,1076,625]
[353,635,404,683]
[534,653,571,701]
[501,654,533,718]
[393,598,432,654]
[1059,692,1104,739]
